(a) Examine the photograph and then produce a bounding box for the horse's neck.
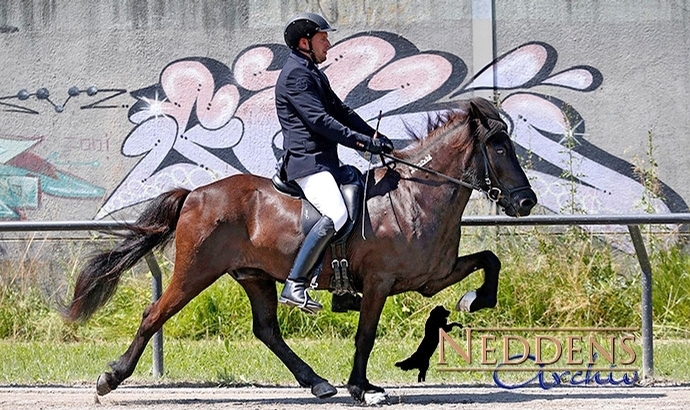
[403,173,472,218]
[392,144,474,233]
[415,121,474,178]
[406,125,474,193]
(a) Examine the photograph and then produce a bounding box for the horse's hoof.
[96,372,117,396]
[96,373,113,396]
[311,381,337,398]
[456,290,477,312]
[364,391,390,406]
[348,383,387,405]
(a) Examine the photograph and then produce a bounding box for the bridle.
[378,129,532,213]
[477,138,534,206]
[380,152,482,192]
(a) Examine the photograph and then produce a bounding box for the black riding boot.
[279,215,336,314]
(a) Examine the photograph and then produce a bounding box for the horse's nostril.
[516,197,536,216]
[520,198,535,209]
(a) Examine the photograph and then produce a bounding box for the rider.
[275,12,394,313]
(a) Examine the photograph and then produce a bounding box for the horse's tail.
[60,188,191,323]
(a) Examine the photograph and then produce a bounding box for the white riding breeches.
[296,171,348,231]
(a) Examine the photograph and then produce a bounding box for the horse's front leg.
[419,250,500,313]
[346,279,392,405]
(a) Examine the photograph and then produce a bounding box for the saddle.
[272,163,362,300]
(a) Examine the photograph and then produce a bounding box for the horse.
[60,97,537,405]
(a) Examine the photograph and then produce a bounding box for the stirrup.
[279,297,323,314]
[278,289,323,314]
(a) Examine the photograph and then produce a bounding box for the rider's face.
[300,32,330,64]
[311,32,330,63]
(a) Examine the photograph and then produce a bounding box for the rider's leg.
[279,171,347,313]
[298,171,348,232]
[338,182,361,237]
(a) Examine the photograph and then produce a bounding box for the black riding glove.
[378,134,394,154]
[366,134,394,155]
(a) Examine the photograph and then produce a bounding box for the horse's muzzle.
[502,187,537,217]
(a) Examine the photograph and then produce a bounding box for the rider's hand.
[377,134,394,154]
[367,134,394,155]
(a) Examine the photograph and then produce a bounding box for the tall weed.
[0,229,687,342]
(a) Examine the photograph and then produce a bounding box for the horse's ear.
[469,100,483,121]
[469,99,491,128]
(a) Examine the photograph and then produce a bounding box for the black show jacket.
[275,51,377,181]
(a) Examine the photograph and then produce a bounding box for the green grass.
[5,230,685,343]
[1,337,688,386]
[0,226,688,385]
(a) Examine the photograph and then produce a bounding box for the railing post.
[627,225,654,379]
[144,252,164,379]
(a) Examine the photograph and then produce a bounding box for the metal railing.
[1,213,689,380]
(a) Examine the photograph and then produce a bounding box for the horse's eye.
[495,147,506,155]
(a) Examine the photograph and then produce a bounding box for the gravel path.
[1,384,689,409]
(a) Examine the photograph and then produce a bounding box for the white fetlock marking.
[456,290,477,312]
[364,391,389,406]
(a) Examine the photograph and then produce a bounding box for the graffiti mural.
[455,42,687,245]
[96,32,473,218]
[97,34,688,223]
[0,135,105,219]
[1,32,687,236]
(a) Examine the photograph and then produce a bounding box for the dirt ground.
[1,384,689,410]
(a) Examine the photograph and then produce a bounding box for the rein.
[379,152,502,202]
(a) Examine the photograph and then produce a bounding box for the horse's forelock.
[465,98,508,143]
[468,97,501,121]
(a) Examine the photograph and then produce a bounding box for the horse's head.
[468,98,537,217]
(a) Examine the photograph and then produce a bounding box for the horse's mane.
[399,98,498,161]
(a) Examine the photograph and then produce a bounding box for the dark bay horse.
[61,97,536,405]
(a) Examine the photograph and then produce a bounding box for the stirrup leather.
[329,241,357,295]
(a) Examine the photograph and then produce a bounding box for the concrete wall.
[0,0,688,224]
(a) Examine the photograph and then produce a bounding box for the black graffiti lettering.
[80,89,128,110]
[0,99,39,115]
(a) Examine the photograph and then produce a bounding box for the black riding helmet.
[283,12,336,52]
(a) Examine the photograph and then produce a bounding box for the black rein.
[379,152,492,199]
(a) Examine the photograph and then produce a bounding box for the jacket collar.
[290,50,317,69]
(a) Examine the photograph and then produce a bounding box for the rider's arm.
[284,71,373,151]
[331,93,377,137]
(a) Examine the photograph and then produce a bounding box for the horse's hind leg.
[236,273,337,399]
[419,250,501,312]
[96,263,223,395]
